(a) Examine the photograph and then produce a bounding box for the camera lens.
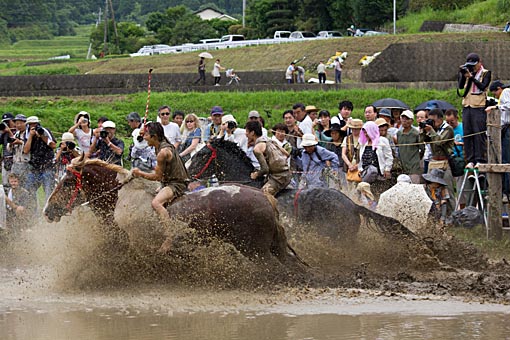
[36,127,44,135]
[100,130,108,138]
[0,123,6,131]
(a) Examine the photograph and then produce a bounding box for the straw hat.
[61,132,75,143]
[347,118,363,129]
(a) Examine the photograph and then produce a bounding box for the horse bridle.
[65,167,83,213]
[193,144,217,179]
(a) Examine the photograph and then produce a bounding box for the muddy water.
[1,210,509,339]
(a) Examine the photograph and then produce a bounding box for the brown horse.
[43,157,300,264]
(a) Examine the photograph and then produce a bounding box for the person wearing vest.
[296,133,340,189]
[89,120,124,166]
[23,116,56,202]
[0,112,16,188]
[8,114,30,188]
[419,108,456,208]
[341,119,363,174]
[458,52,491,168]
[204,106,223,142]
[132,122,189,254]
[246,121,291,196]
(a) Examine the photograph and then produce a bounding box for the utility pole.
[242,0,246,27]
[103,0,108,55]
[87,7,102,59]
[108,0,119,52]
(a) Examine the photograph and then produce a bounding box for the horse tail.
[355,204,417,239]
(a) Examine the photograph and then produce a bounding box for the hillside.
[1,31,507,82]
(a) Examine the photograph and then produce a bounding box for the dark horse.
[188,139,414,240]
[187,138,264,187]
[43,156,300,264]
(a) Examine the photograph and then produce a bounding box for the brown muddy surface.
[1,205,509,306]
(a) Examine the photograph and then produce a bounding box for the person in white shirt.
[217,114,248,152]
[331,100,354,136]
[292,103,313,135]
[317,61,327,84]
[487,80,510,197]
[285,62,296,84]
[158,105,181,149]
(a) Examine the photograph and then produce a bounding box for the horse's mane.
[71,157,132,183]
[209,138,254,169]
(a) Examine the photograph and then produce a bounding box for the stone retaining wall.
[361,41,510,83]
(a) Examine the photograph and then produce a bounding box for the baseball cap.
[378,108,391,117]
[13,114,26,122]
[425,101,439,111]
[489,80,506,92]
[248,110,260,118]
[466,52,480,64]
[102,120,116,129]
[26,116,40,124]
[210,106,224,116]
[2,112,14,122]
[126,112,141,122]
[401,110,414,120]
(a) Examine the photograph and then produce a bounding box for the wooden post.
[486,108,503,240]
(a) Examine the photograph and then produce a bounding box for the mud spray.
[0,180,509,304]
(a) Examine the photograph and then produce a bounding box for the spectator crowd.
[0,51,507,231]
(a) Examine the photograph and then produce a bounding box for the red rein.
[66,169,83,213]
[193,144,217,179]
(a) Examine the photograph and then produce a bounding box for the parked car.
[273,31,292,39]
[129,44,174,57]
[363,30,389,36]
[220,35,245,42]
[317,31,343,38]
[289,31,317,39]
[199,38,222,44]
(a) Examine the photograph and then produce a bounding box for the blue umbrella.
[414,100,456,112]
[372,98,409,110]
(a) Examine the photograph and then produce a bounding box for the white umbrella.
[377,182,432,233]
[198,52,213,59]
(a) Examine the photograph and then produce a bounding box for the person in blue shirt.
[296,133,339,188]
[445,109,463,159]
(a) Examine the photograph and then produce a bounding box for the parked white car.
[289,31,317,39]
[317,31,343,38]
[129,44,174,57]
[273,31,291,39]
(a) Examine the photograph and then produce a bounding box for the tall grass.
[0,88,461,137]
[398,0,506,33]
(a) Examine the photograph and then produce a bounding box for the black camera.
[227,121,236,130]
[0,122,6,131]
[460,63,475,74]
[35,124,44,135]
[100,130,108,138]
[419,119,435,129]
[67,141,76,150]
[137,135,144,142]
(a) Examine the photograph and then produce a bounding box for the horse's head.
[187,138,255,183]
[43,167,85,222]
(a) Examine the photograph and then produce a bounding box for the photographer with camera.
[89,120,124,165]
[23,116,56,202]
[458,52,491,168]
[217,114,248,152]
[486,80,510,199]
[419,109,456,206]
[0,113,16,188]
[68,111,92,155]
[55,132,80,179]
